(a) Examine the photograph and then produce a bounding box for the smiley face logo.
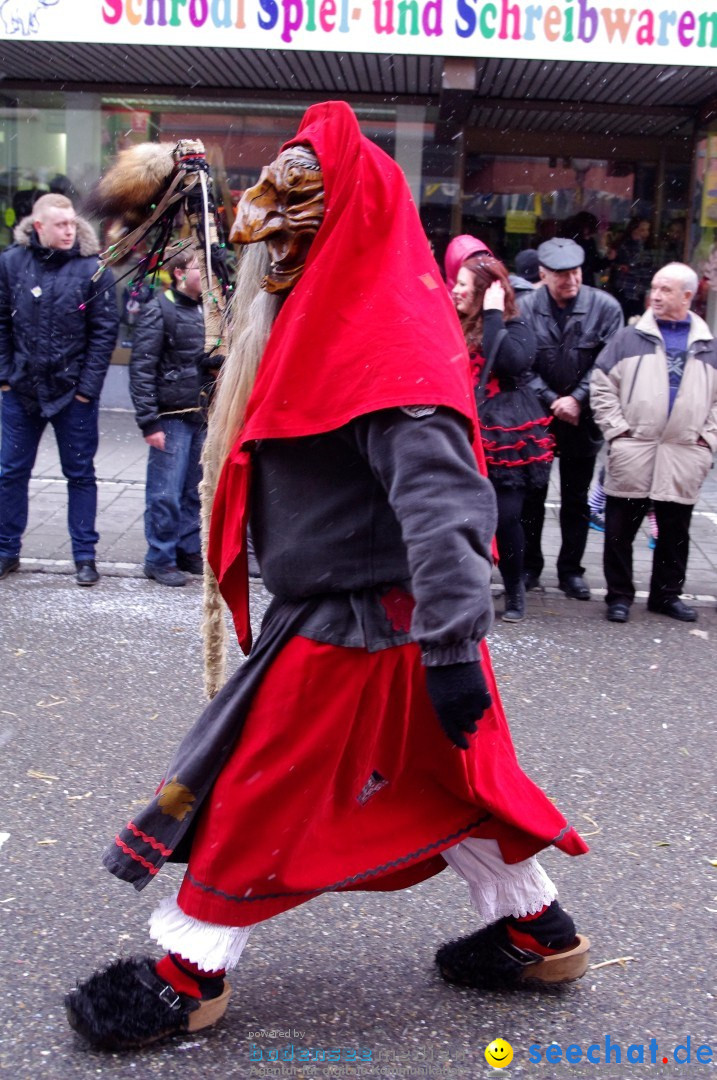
[484,1039,514,1069]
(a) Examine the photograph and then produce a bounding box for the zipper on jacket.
[626,353,644,406]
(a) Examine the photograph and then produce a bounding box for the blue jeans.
[144,417,205,568]
[0,389,99,561]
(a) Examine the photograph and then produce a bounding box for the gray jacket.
[251,406,497,664]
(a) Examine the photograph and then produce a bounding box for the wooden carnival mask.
[230,146,324,293]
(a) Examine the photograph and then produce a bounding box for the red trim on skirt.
[178,637,586,926]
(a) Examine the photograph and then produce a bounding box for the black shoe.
[144,564,187,587]
[65,957,231,1051]
[559,574,591,601]
[502,580,526,623]
[523,571,542,591]
[0,556,19,580]
[436,907,590,991]
[75,560,99,586]
[606,602,630,623]
[647,597,697,622]
[176,550,203,575]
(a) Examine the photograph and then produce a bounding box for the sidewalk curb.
[14,558,150,579]
[496,583,717,606]
[10,561,717,606]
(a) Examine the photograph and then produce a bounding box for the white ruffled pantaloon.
[149,837,557,972]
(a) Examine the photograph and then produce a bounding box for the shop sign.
[3,0,717,67]
[505,209,537,233]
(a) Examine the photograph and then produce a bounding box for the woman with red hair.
[453,254,554,621]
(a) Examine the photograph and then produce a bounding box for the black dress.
[472,310,553,490]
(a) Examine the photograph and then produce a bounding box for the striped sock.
[155,953,226,1000]
[506,901,577,956]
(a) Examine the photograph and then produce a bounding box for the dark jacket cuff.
[421,641,480,666]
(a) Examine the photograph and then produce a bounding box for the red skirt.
[178,637,586,926]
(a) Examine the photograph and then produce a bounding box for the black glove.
[210,243,233,294]
[425,662,492,750]
[199,350,225,374]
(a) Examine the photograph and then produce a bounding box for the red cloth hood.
[210,102,484,654]
[239,100,476,444]
[444,234,493,291]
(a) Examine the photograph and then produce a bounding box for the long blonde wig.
[201,243,280,698]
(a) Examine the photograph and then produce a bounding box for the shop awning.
[0,41,713,143]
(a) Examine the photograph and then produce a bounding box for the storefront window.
[0,88,698,319]
[689,135,717,329]
[0,92,412,252]
[458,154,654,272]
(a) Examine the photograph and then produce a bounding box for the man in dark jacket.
[509,248,540,297]
[0,193,119,586]
[518,238,623,599]
[130,246,209,587]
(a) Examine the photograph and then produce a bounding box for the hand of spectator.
[551,395,581,425]
[74,394,90,403]
[1,384,9,391]
[483,281,505,312]
[144,431,166,451]
[200,351,225,375]
[425,662,492,750]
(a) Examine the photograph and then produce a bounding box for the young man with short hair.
[0,193,119,586]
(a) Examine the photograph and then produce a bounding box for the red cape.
[210,102,483,650]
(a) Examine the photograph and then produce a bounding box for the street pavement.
[13,408,717,603]
[1,575,715,1078]
[2,409,717,1078]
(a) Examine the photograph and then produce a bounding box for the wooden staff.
[173,138,229,359]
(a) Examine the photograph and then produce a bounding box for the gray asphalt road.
[1,576,715,1079]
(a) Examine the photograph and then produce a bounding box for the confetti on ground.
[27,769,59,783]
[590,956,637,971]
[580,813,601,837]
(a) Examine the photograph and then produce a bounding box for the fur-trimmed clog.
[436,921,590,990]
[65,957,231,1050]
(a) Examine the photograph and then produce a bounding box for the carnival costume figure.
[65,102,590,1051]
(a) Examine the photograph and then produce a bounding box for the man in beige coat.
[590,263,717,623]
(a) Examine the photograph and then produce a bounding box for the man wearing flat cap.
[518,237,623,599]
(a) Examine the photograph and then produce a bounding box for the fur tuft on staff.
[86,143,176,226]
